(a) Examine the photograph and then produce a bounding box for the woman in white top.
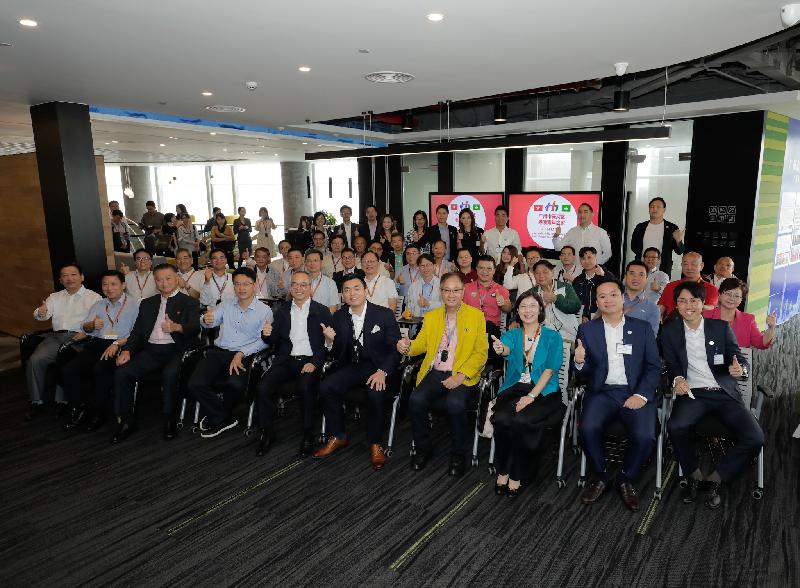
[504,247,543,293]
[255,207,277,256]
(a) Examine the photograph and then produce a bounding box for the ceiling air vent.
[364,71,414,84]
[205,105,246,113]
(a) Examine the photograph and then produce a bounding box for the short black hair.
[305,250,323,261]
[579,246,597,258]
[361,250,380,262]
[643,247,661,258]
[673,280,706,303]
[418,253,435,265]
[212,207,221,213]
[111,209,123,218]
[329,233,345,245]
[435,204,449,214]
[254,246,271,257]
[494,205,509,215]
[145,200,156,207]
[476,254,496,267]
[649,197,667,208]
[340,205,352,214]
[238,206,246,213]
[365,205,378,213]
[578,202,594,213]
[59,262,84,275]
[232,267,256,283]
[440,272,464,287]
[100,269,125,283]
[287,248,304,257]
[625,260,648,273]
[342,274,367,289]
[175,247,191,257]
[153,263,177,275]
[313,230,326,238]
[560,245,576,255]
[341,247,355,256]
[405,243,420,253]
[515,289,546,324]
[133,248,151,259]
[210,249,227,258]
[533,260,555,271]
[524,246,543,257]
[430,239,446,249]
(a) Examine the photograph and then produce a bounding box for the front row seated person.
[113,264,200,443]
[661,281,763,510]
[255,270,333,458]
[574,279,661,512]
[313,275,402,470]
[397,272,488,477]
[61,270,140,432]
[490,290,564,498]
[191,267,273,439]
[26,263,102,420]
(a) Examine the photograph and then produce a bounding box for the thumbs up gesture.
[93,315,104,331]
[418,294,429,308]
[729,355,744,378]
[491,335,506,356]
[37,299,48,318]
[495,293,506,307]
[397,335,411,354]
[574,339,586,364]
[204,267,213,283]
[203,307,215,325]
[262,321,273,337]
[321,322,336,342]
[162,316,176,333]
[672,227,684,243]
[650,278,660,292]
[553,225,562,238]
[766,310,777,328]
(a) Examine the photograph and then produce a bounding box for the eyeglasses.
[441,288,463,294]
[134,257,150,262]
[291,282,311,288]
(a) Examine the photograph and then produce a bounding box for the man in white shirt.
[25,263,102,419]
[709,256,736,288]
[552,203,612,265]
[361,251,398,312]
[334,205,358,248]
[252,247,282,300]
[304,250,340,313]
[175,248,204,299]
[269,240,291,275]
[322,234,346,277]
[405,254,442,317]
[483,205,522,264]
[122,248,158,301]
[642,247,670,304]
[200,249,235,307]
[281,248,306,301]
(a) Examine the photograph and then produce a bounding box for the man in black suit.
[661,280,761,509]
[630,197,685,274]
[332,247,365,293]
[255,270,333,457]
[113,263,200,443]
[313,275,402,469]
[333,204,359,249]
[359,204,381,243]
[416,204,459,262]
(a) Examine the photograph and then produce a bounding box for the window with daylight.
[311,159,359,225]
[233,163,285,241]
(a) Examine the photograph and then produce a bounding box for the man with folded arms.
[175,248,205,299]
[661,280,761,509]
[61,270,139,432]
[26,263,102,420]
[255,270,332,457]
[191,267,273,438]
[313,275,401,470]
[574,279,661,511]
[113,264,200,443]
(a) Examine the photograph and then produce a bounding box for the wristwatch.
[527,392,536,400]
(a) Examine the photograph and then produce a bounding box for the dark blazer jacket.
[329,302,401,375]
[262,299,333,369]
[123,291,200,354]
[630,219,685,274]
[659,317,747,402]
[333,268,366,292]
[575,316,661,402]
[357,221,381,243]
[416,224,459,262]
[333,223,359,248]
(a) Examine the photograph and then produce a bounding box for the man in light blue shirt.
[304,250,340,312]
[623,260,661,336]
[405,254,442,317]
[190,267,273,438]
[395,244,420,299]
[642,247,670,304]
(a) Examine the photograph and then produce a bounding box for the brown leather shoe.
[370,444,386,470]
[618,481,640,512]
[312,436,349,459]
[580,480,607,504]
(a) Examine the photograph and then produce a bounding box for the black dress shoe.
[681,477,699,504]
[62,407,87,431]
[506,485,522,499]
[618,481,640,512]
[447,456,465,477]
[163,419,178,441]
[495,480,508,496]
[704,482,722,510]
[54,403,69,420]
[581,480,607,504]
[24,403,43,421]
[111,421,137,444]
[257,429,276,456]
[410,448,432,471]
[85,415,106,432]
[299,434,314,458]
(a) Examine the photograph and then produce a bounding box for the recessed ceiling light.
[111,140,118,144]
[222,148,227,152]
[104,142,110,145]
[159,143,166,147]
[209,132,217,135]
[201,91,213,96]
[298,66,311,73]
[19,19,38,27]
[427,13,444,22]
[274,153,279,156]
[302,142,308,145]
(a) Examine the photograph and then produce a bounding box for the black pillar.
[387,156,404,231]
[30,102,106,291]
[504,148,525,194]
[357,157,374,221]
[600,140,629,277]
[373,157,388,214]
[438,152,454,193]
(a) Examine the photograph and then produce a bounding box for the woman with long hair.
[494,245,522,285]
[405,210,430,253]
[378,213,397,249]
[456,208,484,261]
[210,212,236,268]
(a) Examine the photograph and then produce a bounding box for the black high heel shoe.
[495,479,508,496]
[506,485,522,499]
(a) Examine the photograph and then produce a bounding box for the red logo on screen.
[450,204,458,210]
[534,205,543,211]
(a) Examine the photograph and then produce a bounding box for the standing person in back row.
[630,197,684,275]
[233,207,253,268]
[483,206,522,264]
[139,201,164,236]
[416,204,459,262]
[553,203,612,265]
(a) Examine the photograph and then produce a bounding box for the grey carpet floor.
[0,367,798,587]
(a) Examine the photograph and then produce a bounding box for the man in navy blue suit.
[661,280,761,510]
[255,270,333,458]
[574,279,661,511]
[313,275,402,470]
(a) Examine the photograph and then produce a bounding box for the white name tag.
[617,343,633,355]
[713,354,724,365]
[519,371,532,384]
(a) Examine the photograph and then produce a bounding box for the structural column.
[118,166,156,223]
[281,161,313,230]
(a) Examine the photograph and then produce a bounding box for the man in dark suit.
[332,247,365,293]
[630,196,685,274]
[574,279,661,511]
[416,204,459,262]
[313,275,402,469]
[661,280,761,510]
[113,263,200,443]
[359,204,381,243]
[333,204,359,249]
[255,270,333,457]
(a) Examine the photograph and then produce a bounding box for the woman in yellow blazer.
[398,272,488,476]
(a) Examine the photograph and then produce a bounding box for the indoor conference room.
[1,2,800,586]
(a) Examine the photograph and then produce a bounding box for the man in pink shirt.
[464,255,512,366]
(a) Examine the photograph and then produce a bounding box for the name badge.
[519,371,532,384]
[713,353,724,365]
[617,343,633,355]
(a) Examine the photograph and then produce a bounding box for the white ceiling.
[0,0,789,162]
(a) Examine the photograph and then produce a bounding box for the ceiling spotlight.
[613,89,630,112]
[402,111,413,131]
[427,13,444,22]
[274,153,279,156]
[302,142,308,145]
[298,66,311,72]
[493,102,507,123]
[18,19,38,27]
[159,143,166,147]
[201,91,213,96]
[111,140,118,144]
[104,142,110,145]
[209,132,217,135]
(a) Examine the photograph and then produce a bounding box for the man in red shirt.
[658,251,718,321]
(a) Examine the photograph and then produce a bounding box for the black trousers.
[667,389,764,483]
[60,338,117,415]
[188,347,251,426]
[319,362,385,443]
[491,385,564,480]
[409,370,475,456]
[256,356,319,431]
[113,343,182,418]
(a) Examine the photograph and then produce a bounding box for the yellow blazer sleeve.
[455,311,488,385]
[409,308,439,358]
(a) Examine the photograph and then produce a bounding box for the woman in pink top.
[703,278,776,349]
